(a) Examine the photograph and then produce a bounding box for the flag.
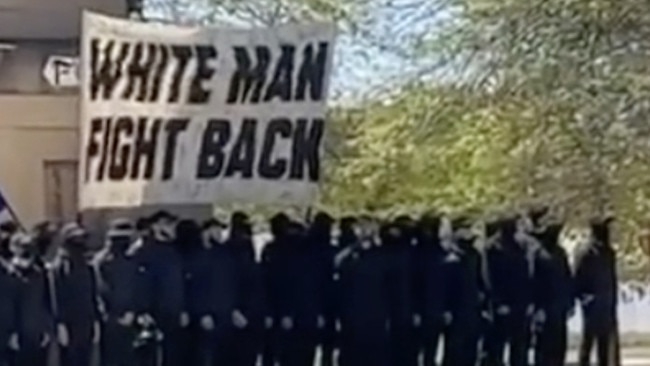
[0,190,16,224]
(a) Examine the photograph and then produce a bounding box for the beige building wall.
[0,0,130,228]
[0,3,213,229]
[0,40,79,227]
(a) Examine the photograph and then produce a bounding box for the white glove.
[265,317,274,329]
[8,333,18,351]
[57,324,69,347]
[413,314,422,328]
[317,315,326,329]
[40,333,50,348]
[581,294,595,305]
[526,304,536,316]
[180,312,190,328]
[496,305,510,316]
[93,322,101,344]
[534,310,546,324]
[232,310,248,329]
[117,312,135,327]
[281,317,293,330]
[443,312,453,325]
[200,315,215,331]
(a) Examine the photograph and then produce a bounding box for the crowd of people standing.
[0,207,620,366]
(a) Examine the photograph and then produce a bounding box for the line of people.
[0,207,620,366]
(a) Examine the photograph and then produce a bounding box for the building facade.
[0,0,128,227]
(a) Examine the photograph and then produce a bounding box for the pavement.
[565,348,650,365]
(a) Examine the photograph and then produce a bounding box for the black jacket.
[416,238,450,327]
[15,265,54,347]
[54,254,100,338]
[573,240,617,323]
[446,243,484,322]
[228,236,265,327]
[483,240,534,311]
[133,239,185,322]
[185,244,238,329]
[338,244,390,334]
[96,249,144,319]
[0,262,17,337]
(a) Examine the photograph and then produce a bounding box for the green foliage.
[149,0,650,263]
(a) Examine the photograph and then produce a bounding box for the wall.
[0,94,79,227]
[0,40,212,228]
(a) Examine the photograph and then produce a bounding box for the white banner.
[79,12,336,209]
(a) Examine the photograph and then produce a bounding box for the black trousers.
[102,320,137,366]
[319,321,338,366]
[578,316,620,366]
[422,322,444,366]
[339,330,388,366]
[274,328,318,366]
[390,325,419,366]
[534,314,567,366]
[14,343,46,366]
[216,328,262,366]
[443,317,480,366]
[483,311,529,366]
[61,343,93,366]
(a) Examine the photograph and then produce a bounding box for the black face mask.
[110,237,132,254]
[457,238,474,249]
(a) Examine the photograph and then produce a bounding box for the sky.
[143,0,447,104]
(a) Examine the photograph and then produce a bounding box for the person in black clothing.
[10,232,54,366]
[443,216,483,366]
[337,216,390,366]
[0,222,17,256]
[272,220,321,366]
[224,212,265,366]
[482,215,535,366]
[54,222,100,366]
[306,212,337,366]
[382,217,415,366]
[533,222,573,366]
[477,219,500,366]
[174,219,207,366]
[132,211,186,366]
[183,217,236,366]
[575,216,620,366]
[338,216,359,249]
[261,213,291,366]
[96,218,143,366]
[0,228,17,366]
[416,214,450,366]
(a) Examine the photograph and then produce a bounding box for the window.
[43,160,78,224]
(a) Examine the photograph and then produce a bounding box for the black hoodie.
[573,219,617,325]
[483,217,534,311]
[533,224,573,316]
[415,216,449,327]
[228,213,265,327]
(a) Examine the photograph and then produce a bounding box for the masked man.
[261,213,290,366]
[415,215,450,366]
[10,232,54,366]
[443,217,483,366]
[54,223,100,366]
[96,218,146,366]
[133,211,186,366]
[533,222,573,366]
[224,212,265,366]
[574,217,620,366]
[0,225,17,366]
[482,215,535,366]
[337,216,390,366]
[306,212,338,366]
[381,218,415,366]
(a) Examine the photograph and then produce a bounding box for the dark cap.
[149,210,177,223]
